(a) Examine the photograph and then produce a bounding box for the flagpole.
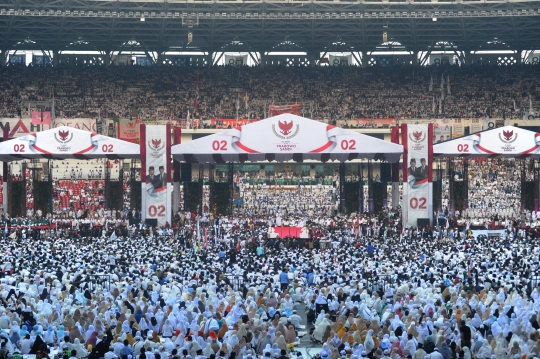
[236,94,239,127]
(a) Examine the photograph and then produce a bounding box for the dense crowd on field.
[0,206,538,359]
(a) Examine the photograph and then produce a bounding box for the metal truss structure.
[0,0,539,56]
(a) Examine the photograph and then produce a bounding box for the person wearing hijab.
[274,334,287,351]
[257,333,273,355]
[30,333,47,354]
[71,338,89,358]
[69,325,85,344]
[364,329,375,354]
[285,325,296,344]
[86,331,98,350]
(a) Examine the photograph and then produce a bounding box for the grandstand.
[0,0,540,221]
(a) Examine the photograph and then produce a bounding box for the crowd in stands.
[0,65,539,121]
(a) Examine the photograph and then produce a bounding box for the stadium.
[0,1,539,359]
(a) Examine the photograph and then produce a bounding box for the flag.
[105,219,108,231]
[194,74,200,109]
[440,73,445,91]
[432,96,436,113]
[110,231,117,240]
[196,218,201,252]
[447,75,451,96]
[429,76,433,92]
[513,99,517,111]
[439,97,442,115]
[3,222,7,235]
[445,218,449,229]
[236,95,240,127]
[51,93,55,119]
[236,240,241,251]
[204,227,208,249]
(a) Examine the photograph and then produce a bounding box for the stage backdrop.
[402,124,433,227]
[140,124,171,227]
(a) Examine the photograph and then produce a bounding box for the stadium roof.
[0,0,539,53]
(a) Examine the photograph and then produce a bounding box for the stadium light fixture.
[140,16,145,21]
[432,17,437,21]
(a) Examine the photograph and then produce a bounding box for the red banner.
[269,104,301,117]
[31,111,52,125]
[117,119,141,143]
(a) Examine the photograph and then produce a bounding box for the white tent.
[434,125,540,157]
[172,114,403,163]
[0,126,140,161]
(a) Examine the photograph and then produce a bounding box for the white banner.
[0,118,51,138]
[434,125,540,157]
[433,119,452,144]
[403,124,431,227]
[52,118,97,132]
[172,114,403,163]
[0,126,140,161]
[0,118,96,138]
[143,125,170,227]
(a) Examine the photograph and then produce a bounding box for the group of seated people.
[238,185,338,216]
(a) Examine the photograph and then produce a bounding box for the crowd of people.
[439,158,537,228]
[0,65,539,121]
[0,206,538,359]
[238,185,339,216]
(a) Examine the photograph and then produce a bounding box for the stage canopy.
[172,114,403,163]
[0,126,140,161]
[434,125,540,158]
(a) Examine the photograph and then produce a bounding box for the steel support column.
[228,162,234,215]
[209,163,215,213]
[463,159,468,211]
[198,163,204,215]
[535,159,539,213]
[339,162,345,213]
[368,160,374,213]
[448,158,454,215]
[2,126,8,213]
[359,164,364,214]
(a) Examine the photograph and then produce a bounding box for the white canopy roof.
[0,126,140,161]
[433,125,540,157]
[172,114,403,163]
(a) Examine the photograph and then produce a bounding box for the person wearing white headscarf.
[203,338,215,357]
[161,320,173,338]
[71,338,89,358]
[320,343,331,358]
[476,339,493,359]
[312,316,331,342]
[364,329,375,354]
[462,346,472,359]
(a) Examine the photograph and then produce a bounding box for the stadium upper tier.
[1,65,539,120]
[1,0,540,51]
